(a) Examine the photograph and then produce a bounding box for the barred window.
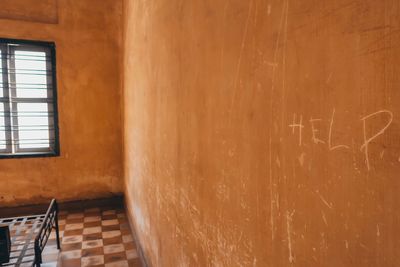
[0,38,59,158]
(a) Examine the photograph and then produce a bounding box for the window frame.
[0,38,60,159]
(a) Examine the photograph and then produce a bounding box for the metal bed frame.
[0,199,60,267]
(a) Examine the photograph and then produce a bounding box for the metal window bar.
[0,39,59,158]
[0,44,12,153]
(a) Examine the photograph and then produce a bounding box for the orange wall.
[0,0,124,206]
[124,0,400,266]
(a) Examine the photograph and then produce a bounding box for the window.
[0,38,59,158]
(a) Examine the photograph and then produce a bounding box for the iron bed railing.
[0,199,60,267]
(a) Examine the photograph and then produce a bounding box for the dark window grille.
[0,38,59,158]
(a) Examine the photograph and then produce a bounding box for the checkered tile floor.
[40,206,142,267]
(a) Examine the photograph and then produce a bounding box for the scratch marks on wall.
[133,203,150,234]
[309,118,325,144]
[219,1,230,72]
[286,210,295,264]
[230,0,254,116]
[125,0,400,265]
[279,0,290,130]
[268,0,290,244]
[360,110,393,171]
[298,153,306,167]
[177,186,254,266]
[289,114,304,146]
[315,190,333,210]
[287,109,395,171]
[328,109,349,151]
[376,224,380,237]
[321,211,328,226]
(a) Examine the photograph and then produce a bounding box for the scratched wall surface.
[123,0,400,266]
[0,0,124,206]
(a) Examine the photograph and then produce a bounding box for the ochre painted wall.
[124,0,400,266]
[0,0,58,24]
[0,0,124,206]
